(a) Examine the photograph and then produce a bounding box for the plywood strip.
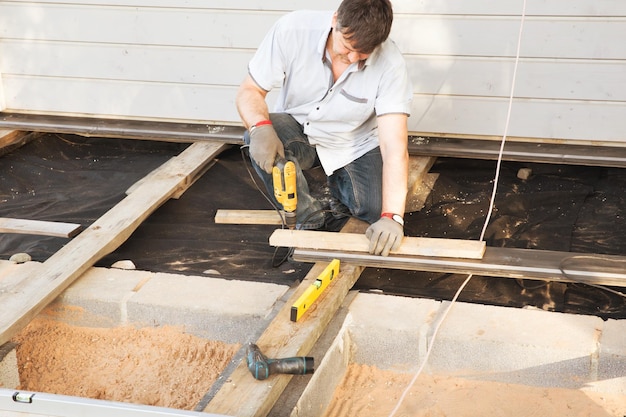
[269,230,486,260]
[0,141,228,346]
[0,218,82,238]
[214,209,283,225]
[204,219,367,417]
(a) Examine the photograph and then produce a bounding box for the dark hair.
[336,0,393,54]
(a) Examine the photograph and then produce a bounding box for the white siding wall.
[0,0,625,144]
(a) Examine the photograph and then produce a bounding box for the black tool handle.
[269,357,314,375]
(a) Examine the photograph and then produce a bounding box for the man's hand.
[366,217,403,256]
[249,124,285,174]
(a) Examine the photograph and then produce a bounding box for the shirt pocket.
[335,88,373,124]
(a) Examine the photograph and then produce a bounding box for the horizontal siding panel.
[392,0,626,16]
[2,75,271,124]
[2,3,625,60]
[410,95,626,143]
[5,0,625,16]
[0,0,340,12]
[406,56,626,101]
[392,16,626,59]
[0,4,282,49]
[4,40,624,102]
[0,40,251,86]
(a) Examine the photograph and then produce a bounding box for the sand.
[323,363,626,417]
[13,318,238,410]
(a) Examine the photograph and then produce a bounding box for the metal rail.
[4,112,626,167]
[0,389,230,417]
[292,246,626,288]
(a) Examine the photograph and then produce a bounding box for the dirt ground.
[323,363,626,417]
[12,317,239,410]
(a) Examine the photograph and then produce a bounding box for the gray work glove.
[366,217,404,256]
[249,124,285,174]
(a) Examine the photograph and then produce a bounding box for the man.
[236,0,412,257]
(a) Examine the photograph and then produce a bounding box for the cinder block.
[597,318,626,394]
[0,343,18,389]
[127,272,289,343]
[425,302,604,388]
[47,267,152,327]
[346,293,441,371]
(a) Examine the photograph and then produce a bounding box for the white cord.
[388,1,528,415]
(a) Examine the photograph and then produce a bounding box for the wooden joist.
[204,219,368,417]
[269,229,486,260]
[0,141,228,346]
[0,130,34,156]
[0,218,82,238]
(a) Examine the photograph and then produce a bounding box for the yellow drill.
[272,157,297,229]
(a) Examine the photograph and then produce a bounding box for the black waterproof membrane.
[1,134,625,318]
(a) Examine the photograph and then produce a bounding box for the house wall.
[0,0,625,144]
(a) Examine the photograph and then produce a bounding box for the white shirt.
[248,10,413,175]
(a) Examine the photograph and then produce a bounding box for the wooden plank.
[0,218,82,238]
[269,230,486,260]
[204,219,367,417]
[214,209,283,225]
[406,156,437,213]
[0,130,32,153]
[0,141,228,346]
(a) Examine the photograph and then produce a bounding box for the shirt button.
[316,107,320,111]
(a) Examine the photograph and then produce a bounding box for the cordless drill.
[272,157,297,229]
[246,343,314,381]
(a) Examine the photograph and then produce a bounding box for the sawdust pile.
[13,318,239,410]
[323,363,625,417]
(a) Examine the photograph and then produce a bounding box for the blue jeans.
[244,113,383,228]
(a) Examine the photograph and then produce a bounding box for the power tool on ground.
[245,343,314,380]
[272,157,297,230]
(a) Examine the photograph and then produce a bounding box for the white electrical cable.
[387,1,528,415]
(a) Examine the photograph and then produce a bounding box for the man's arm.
[235,74,285,173]
[378,113,409,216]
[236,74,271,129]
[365,113,408,256]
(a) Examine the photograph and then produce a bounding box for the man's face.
[330,15,371,64]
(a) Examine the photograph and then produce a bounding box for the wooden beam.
[0,141,228,346]
[204,219,368,417]
[0,130,34,156]
[0,218,82,238]
[214,209,283,225]
[406,155,438,213]
[269,229,486,260]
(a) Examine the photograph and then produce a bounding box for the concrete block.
[424,302,604,388]
[0,343,18,389]
[346,293,440,372]
[47,267,153,327]
[596,318,626,394]
[127,272,289,343]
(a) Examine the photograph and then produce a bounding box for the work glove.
[366,217,404,256]
[249,124,285,174]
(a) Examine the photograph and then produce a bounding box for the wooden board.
[0,141,228,346]
[0,218,82,238]
[269,230,486,260]
[214,209,283,225]
[204,219,367,417]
